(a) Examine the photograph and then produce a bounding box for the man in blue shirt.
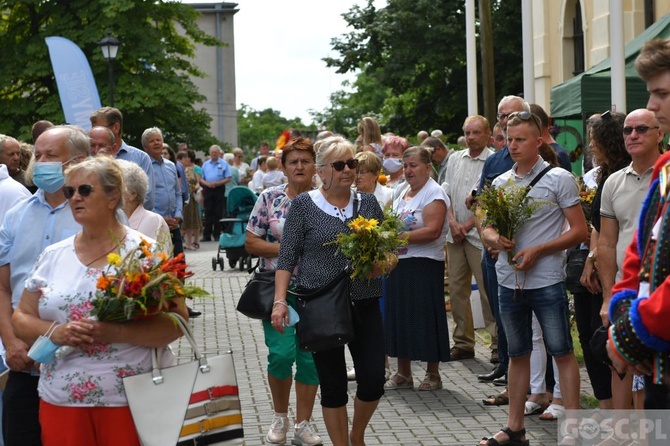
[199,145,231,242]
[142,128,183,255]
[0,126,89,445]
[90,107,156,210]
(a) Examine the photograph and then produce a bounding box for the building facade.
[187,2,239,147]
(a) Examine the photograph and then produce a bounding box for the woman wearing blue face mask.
[381,136,409,189]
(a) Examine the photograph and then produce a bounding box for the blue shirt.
[0,190,80,308]
[477,146,515,194]
[550,142,573,173]
[117,141,155,210]
[201,158,231,184]
[151,158,183,219]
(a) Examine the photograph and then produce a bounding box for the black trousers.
[202,186,226,240]
[573,291,612,400]
[312,299,385,408]
[2,372,40,446]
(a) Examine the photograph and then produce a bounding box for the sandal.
[524,401,546,416]
[539,403,565,421]
[483,391,509,406]
[383,372,413,390]
[192,242,199,249]
[418,372,442,391]
[480,427,529,446]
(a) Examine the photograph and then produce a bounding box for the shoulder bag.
[289,194,360,353]
[236,259,275,320]
[123,314,244,446]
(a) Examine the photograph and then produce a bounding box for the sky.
[182,0,386,125]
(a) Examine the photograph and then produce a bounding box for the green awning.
[551,13,670,119]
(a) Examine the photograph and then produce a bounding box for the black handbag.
[236,261,276,320]
[290,270,354,353]
[565,248,589,294]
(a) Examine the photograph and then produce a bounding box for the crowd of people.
[3,38,670,446]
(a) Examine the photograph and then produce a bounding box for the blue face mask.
[27,323,60,364]
[33,161,65,193]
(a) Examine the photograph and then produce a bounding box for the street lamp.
[98,34,121,106]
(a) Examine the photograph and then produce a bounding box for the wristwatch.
[587,251,595,260]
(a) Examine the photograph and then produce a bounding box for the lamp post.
[98,34,121,106]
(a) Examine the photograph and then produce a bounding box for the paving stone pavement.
[173,240,594,445]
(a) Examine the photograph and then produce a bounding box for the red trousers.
[40,400,140,446]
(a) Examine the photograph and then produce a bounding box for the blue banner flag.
[45,36,101,131]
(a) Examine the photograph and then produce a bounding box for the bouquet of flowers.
[92,238,209,322]
[577,177,596,223]
[328,207,407,280]
[476,178,549,264]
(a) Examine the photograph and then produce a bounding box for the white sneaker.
[292,420,323,446]
[346,367,356,380]
[266,414,289,444]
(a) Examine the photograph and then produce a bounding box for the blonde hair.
[65,156,124,210]
[266,156,278,170]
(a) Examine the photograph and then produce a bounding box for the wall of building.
[187,2,239,148]
[533,0,670,114]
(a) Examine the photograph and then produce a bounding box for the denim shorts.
[498,282,573,358]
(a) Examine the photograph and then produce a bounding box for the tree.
[237,104,313,157]
[321,0,523,138]
[0,0,222,150]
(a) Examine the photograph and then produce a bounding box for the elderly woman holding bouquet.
[272,136,388,446]
[384,146,451,391]
[245,136,323,446]
[12,156,188,446]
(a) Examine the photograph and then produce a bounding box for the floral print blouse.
[25,228,174,407]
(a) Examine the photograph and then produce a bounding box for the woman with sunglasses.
[245,137,323,446]
[12,156,188,445]
[384,146,451,391]
[271,136,386,446]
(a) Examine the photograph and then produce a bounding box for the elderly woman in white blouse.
[116,159,171,249]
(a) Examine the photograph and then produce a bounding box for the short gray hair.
[315,136,355,168]
[141,127,163,148]
[115,159,148,204]
[0,134,19,155]
[65,156,124,211]
[61,125,92,158]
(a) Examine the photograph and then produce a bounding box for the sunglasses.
[508,111,542,132]
[331,159,359,171]
[623,125,660,136]
[63,184,94,199]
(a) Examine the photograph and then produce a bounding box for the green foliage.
[318,0,523,139]
[0,0,223,151]
[236,104,314,156]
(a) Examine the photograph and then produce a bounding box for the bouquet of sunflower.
[92,238,209,322]
[576,177,596,223]
[476,178,548,264]
[328,207,407,280]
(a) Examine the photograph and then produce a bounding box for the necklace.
[79,232,126,267]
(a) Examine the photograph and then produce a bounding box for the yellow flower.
[107,253,122,266]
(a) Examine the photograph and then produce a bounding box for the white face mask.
[383,157,403,173]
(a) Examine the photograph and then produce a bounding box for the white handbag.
[123,314,244,446]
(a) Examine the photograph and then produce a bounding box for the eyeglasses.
[63,184,94,199]
[331,159,359,171]
[508,111,542,132]
[623,125,660,136]
[497,112,513,121]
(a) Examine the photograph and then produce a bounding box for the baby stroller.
[212,186,258,271]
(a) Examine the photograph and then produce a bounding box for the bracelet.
[272,300,288,308]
